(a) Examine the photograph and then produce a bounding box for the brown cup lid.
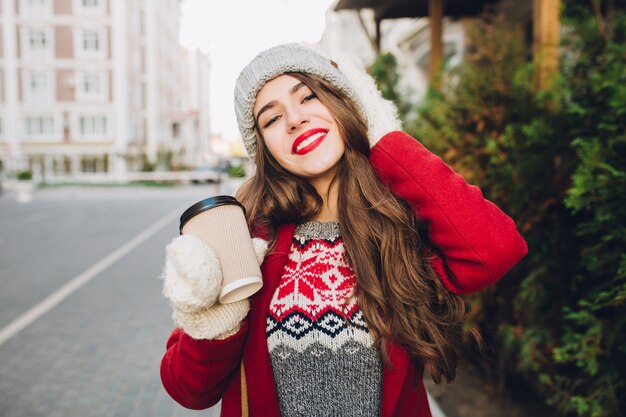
[179,195,246,234]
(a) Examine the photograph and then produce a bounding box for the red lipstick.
[291,128,329,155]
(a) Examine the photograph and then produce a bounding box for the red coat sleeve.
[160,322,247,410]
[370,131,527,294]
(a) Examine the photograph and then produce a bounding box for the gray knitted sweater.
[266,221,383,417]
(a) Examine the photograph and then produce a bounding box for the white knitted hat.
[233,43,401,158]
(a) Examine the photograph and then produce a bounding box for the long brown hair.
[237,72,466,383]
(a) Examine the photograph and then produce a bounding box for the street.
[0,185,224,417]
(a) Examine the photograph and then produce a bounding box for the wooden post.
[375,18,381,55]
[357,10,380,55]
[429,0,444,82]
[533,0,560,91]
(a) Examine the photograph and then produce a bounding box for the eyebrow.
[254,82,307,123]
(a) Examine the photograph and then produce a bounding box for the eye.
[302,92,317,103]
[262,114,280,129]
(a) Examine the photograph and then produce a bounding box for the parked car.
[191,165,223,184]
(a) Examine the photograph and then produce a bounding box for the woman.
[160,44,527,417]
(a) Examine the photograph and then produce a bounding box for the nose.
[286,108,308,133]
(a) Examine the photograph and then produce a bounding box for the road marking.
[0,207,181,346]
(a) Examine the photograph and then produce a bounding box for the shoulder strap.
[240,361,249,417]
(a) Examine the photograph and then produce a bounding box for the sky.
[179,0,337,142]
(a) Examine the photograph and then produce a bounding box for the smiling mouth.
[292,129,329,155]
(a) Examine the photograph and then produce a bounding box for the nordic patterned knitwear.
[266,221,383,417]
[233,43,367,158]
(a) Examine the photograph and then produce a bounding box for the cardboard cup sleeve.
[179,196,262,304]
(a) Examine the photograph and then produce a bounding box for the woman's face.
[253,74,345,191]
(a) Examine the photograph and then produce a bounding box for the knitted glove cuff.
[251,237,269,264]
[172,299,250,340]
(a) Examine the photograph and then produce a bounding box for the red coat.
[160,131,528,417]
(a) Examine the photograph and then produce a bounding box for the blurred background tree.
[368,52,412,120]
[371,1,626,416]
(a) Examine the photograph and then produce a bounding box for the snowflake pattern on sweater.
[267,221,382,417]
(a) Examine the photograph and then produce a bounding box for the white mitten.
[335,54,402,148]
[163,235,222,313]
[162,235,268,340]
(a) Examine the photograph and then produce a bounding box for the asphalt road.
[0,184,223,417]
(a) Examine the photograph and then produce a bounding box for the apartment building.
[0,0,211,179]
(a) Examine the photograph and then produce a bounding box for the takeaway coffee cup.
[179,195,262,304]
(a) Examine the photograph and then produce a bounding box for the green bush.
[227,164,246,178]
[140,153,156,172]
[391,3,626,416]
[16,170,33,181]
[554,4,626,416]
[369,52,411,119]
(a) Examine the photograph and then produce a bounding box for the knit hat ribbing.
[233,44,367,159]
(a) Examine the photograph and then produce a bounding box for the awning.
[335,0,499,21]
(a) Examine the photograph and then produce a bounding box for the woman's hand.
[162,235,268,340]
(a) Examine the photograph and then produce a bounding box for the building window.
[82,31,100,52]
[22,0,52,16]
[23,71,54,103]
[82,73,101,95]
[22,27,53,60]
[79,115,108,138]
[172,122,180,139]
[75,0,104,15]
[29,29,47,50]
[29,73,48,92]
[75,28,106,58]
[76,72,107,101]
[24,116,54,138]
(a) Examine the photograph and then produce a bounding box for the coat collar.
[242,222,408,417]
